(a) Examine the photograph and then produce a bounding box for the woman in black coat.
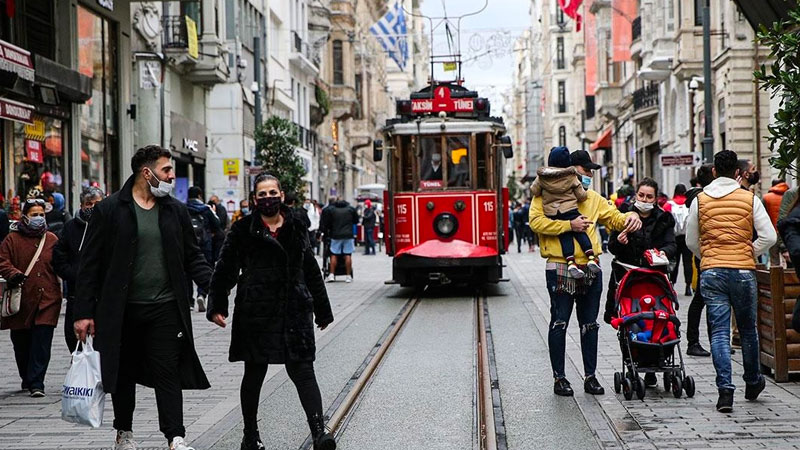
[207,173,335,450]
[779,197,800,332]
[603,178,677,323]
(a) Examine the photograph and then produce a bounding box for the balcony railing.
[633,85,659,111]
[295,123,318,151]
[292,31,320,67]
[163,15,189,49]
[632,16,642,42]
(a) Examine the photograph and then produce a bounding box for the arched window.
[333,40,344,85]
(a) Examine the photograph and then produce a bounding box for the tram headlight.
[434,213,458,238]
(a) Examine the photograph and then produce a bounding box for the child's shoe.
[567,260,585,279]
[587,255,601,274]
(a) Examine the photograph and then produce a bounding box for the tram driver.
[421,152,443,181]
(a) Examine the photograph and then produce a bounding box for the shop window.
[13,116,65,202]
[78,6,119,193]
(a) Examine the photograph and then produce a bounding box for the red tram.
[373,83,513,287]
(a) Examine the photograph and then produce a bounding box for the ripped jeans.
[545,270,603,379]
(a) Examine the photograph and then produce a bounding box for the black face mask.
[256,196,282,217]
[747,171,760,185]
[79,207,94,222]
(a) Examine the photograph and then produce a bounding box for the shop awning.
[731,0,798,30]
[590,126,612,151]
[34,55,91,103]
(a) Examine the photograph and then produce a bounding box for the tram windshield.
[393,132,496,192]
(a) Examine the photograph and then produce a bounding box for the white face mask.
[634,200,655,212]
[146,168,174,198]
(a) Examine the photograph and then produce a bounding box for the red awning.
[591,126,612,151]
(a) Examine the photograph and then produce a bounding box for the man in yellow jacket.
[529,150,641,397]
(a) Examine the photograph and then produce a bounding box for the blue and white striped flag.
[369,2,409,71]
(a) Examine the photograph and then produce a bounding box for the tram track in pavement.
[299,288,508,450]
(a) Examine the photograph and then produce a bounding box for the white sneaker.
[196,296,206,312]
[169,437,194,450]
[345,275,353,283]
[114,430,136,450]
[325,274,335,283]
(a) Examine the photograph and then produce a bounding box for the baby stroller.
[610,264,695,401]
[321,236,352,279]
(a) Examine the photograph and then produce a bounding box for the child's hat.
[547,146,571,168]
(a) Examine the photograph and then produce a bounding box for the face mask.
[80,207,94,222]
[24,215,47,231]
[747,171,760,185]
[580,175,592,189]
[256,196,282,217]
[241,207,250,215]
[635,200,655,212]
[145,169,174,198]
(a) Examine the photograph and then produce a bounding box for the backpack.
[670,202,689,236]
[189,209,210,246]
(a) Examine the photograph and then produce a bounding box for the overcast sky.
[418,0,531,114]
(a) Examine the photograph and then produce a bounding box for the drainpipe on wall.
[753,43,762,192]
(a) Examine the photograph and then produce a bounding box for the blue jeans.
[364,227,375,254]
[546,270,603,379]
[550,209,593,259]
[700,268,761,391]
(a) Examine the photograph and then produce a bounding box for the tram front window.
[447,135,471,188]
[419,136,444,188]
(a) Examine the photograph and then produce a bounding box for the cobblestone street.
[1,251,800,449]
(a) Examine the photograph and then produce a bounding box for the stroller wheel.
[622,378,634,401]
[635,377,646,401]
[683,376,696,398]
[671,376,683,398]
[614,372,622,394]
[663,373,671,392]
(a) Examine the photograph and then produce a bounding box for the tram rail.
[299,290,507,450]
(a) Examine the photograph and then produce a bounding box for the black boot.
[240,430,265,450]
[308,413,336,450]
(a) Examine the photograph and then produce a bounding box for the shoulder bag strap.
[23,234,47,277]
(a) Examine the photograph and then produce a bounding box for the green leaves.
[254,116,307,201]
[754,7,800,179]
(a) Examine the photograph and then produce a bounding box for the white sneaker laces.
[170,437,195,450]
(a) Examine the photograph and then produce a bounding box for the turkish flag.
[557,0,584,31]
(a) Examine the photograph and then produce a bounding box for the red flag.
[558,0,584,31]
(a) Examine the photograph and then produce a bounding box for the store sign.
[186,16,199,59]
[0,98,34,125]
[25,140,43,164]
[223,159,240,176]
[411,86,473,113]
[0,40,34,82]
[183,138,198,152]
[169,113,206,160]
[660,153,701,168]
[25,118,45,140]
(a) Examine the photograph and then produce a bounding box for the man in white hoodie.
[686,150,777,413]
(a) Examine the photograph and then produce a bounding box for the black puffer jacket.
[322,201,358,239]
[608,202,677,268]
[779,205,800,278]
[207,206,333,364]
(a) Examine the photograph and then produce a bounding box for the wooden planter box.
[757,267,800,382]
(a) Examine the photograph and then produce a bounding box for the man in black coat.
[53,186,105,353]
[321,198,358,282]
[362,199,377,255]
[74,145,212,450]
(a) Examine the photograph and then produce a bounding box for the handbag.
[1,233,47,318]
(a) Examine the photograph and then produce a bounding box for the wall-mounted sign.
[0,98,34,125]
[139,60,161,89]
[660,153,701,168]
[183,138,198,152]
[25,140,43,163]
[169,113,206,160]
[186,16,199,59]
[223,159,240,176]
[0,39,34,82]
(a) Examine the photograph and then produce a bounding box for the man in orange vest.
[686,150,777,413]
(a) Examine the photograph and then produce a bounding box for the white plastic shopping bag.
[61,336,106,427]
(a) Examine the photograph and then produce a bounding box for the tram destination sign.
[411,86,474,113]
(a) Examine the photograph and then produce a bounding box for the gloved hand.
[7,273,26,289]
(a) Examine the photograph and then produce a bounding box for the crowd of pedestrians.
[527,146,788,414]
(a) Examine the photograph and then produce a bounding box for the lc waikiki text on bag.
[61,336,106,427]
[0,233,47,318]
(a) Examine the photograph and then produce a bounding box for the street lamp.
[701,0,714,163]
[688,78,699,158]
